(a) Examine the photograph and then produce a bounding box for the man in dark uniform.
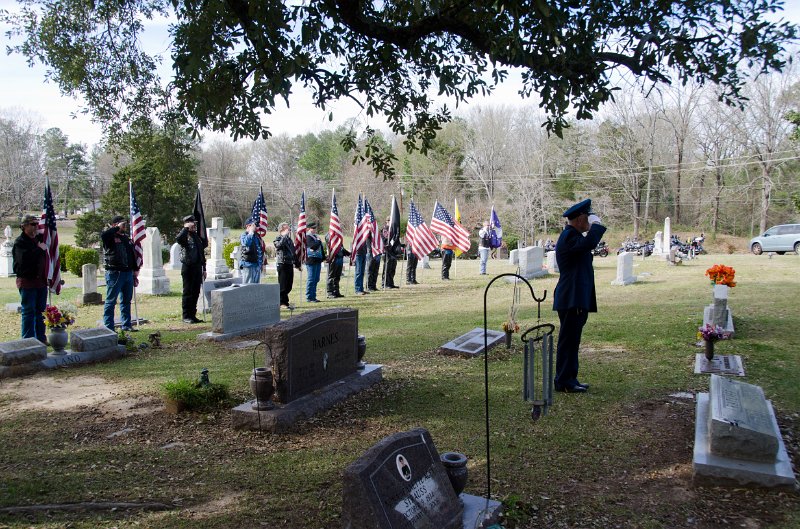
[325,230,350,298]
[366,232,381,292]
[176,214,207,323]
[381,218,399,289]
[405,242,418,285]
[552,199,606,393]
[101,215,140,331]
[274,221,297,309]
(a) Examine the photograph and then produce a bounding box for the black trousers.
[367,255,381,290]
[326,258,343,295]
[555,308,589,388]
[382,255,397,287]
[441,250,453,279]
[181,265,203,319]
[406,253,418,283]
[277,263,294,305]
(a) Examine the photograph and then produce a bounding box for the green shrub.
[75,211,105,248]
[505,235,519,251]
[66,247,100,277]
[223,240,238,269]
[59,244,73,272]
[161,247,170,265]
[161,378,230,411]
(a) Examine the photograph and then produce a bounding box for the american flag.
[294,191,307,264]
[430,201,471,253]
[129,184,147,269]
[251,186,269,237]
[351,194,370,257]
[406,200,438,257]
[37,177,61,294]
[328,189,343,257]
[365,198,383,257]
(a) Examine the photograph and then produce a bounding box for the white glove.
[588,214,602,225]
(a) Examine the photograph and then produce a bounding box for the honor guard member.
[176,214,207,323]
[552,199,606,393]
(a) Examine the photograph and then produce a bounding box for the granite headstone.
[610,252,636,285]
[137,227,171,295]
[342,427,463,529]
[264,308,358,403]
[80,263,103,305]
[198,283,280,341]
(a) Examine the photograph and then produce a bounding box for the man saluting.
[552,199,606,393]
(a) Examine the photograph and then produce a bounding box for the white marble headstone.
[517,246,547,279]
[137,227,171,295]
[546,250,559,273]
[663,217,671,260]
[653,230,663,255]
[165,242,182,270]
[508,248,519,266]
[611,252,636,285]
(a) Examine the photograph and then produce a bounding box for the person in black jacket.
[11,215,48,342]
[101,215,140,331]
[304,222,324,302]
[381,218,399,289]
[176,215,207,323]
[405,242,418,285]
[273,222,297,309]
[325,231,351,298]
[552,199,607,394]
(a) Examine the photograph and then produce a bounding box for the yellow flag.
[454,199,463,256]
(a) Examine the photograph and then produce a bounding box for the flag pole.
[129,179,140,330]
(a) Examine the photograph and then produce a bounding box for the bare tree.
[0,109,44,218]
[463,106,515,202]
[198,138,251,226]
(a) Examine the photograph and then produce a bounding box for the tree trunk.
[759,165,772,234]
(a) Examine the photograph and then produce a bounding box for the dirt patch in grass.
[511,395,799,529]
[0,375,131,416]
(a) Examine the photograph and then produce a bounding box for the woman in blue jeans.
[304,222,324,302]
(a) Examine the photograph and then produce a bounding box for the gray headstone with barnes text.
[264,308,358,403]
[342,427,463,529]
[198,283,279,341]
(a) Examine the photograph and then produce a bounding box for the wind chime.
[520,290,555,421]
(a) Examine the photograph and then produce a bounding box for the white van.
[749,224,800,255]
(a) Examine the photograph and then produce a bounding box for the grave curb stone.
[438,327,506,358]
[231,363,383,432]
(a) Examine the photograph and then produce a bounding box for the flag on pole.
[129,183,147,269]
[490,205,503,248]
[193,186,208,247]
[365,198,383,257]
[453,199,463,256]
[406,199,438,257]
[251,186,269,237]
[294,191,307,264]
[328,189,343,257]
[38,176,62,294]
[352,193,370,257]
[431,201,471,253]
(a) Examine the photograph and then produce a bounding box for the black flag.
[193,186,207,246]
[388,195,401,248]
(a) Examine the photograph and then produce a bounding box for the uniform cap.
[183,215,196,223]
[111,215,126,224]
[562,199,592,220]
[306,221,318,229]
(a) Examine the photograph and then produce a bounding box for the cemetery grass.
[0,254,799,528]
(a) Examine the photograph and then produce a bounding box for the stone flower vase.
[704,339,715,361]
[356,334,367,369]
[440,451,468,495]
[48,327,68,355]
[249,367,275,410]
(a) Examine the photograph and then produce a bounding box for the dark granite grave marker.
[264,308,358,404]
[342,428,463,529]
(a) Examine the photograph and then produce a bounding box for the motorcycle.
[592,241,609,257]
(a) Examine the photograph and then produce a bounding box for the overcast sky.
[1,1,798,149]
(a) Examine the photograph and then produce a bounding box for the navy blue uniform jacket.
[552,223,607,312]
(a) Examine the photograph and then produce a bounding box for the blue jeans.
[305,262,321,301]
[241,265,261,284]
[479,247,490,274]
[19,287,47,342]
[353,253,366,293]
[104,270,134,330]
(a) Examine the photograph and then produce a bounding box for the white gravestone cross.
[0,225,14,277]
[206,217,232,280]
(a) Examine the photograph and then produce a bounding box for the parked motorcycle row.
[542,234,704,259]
